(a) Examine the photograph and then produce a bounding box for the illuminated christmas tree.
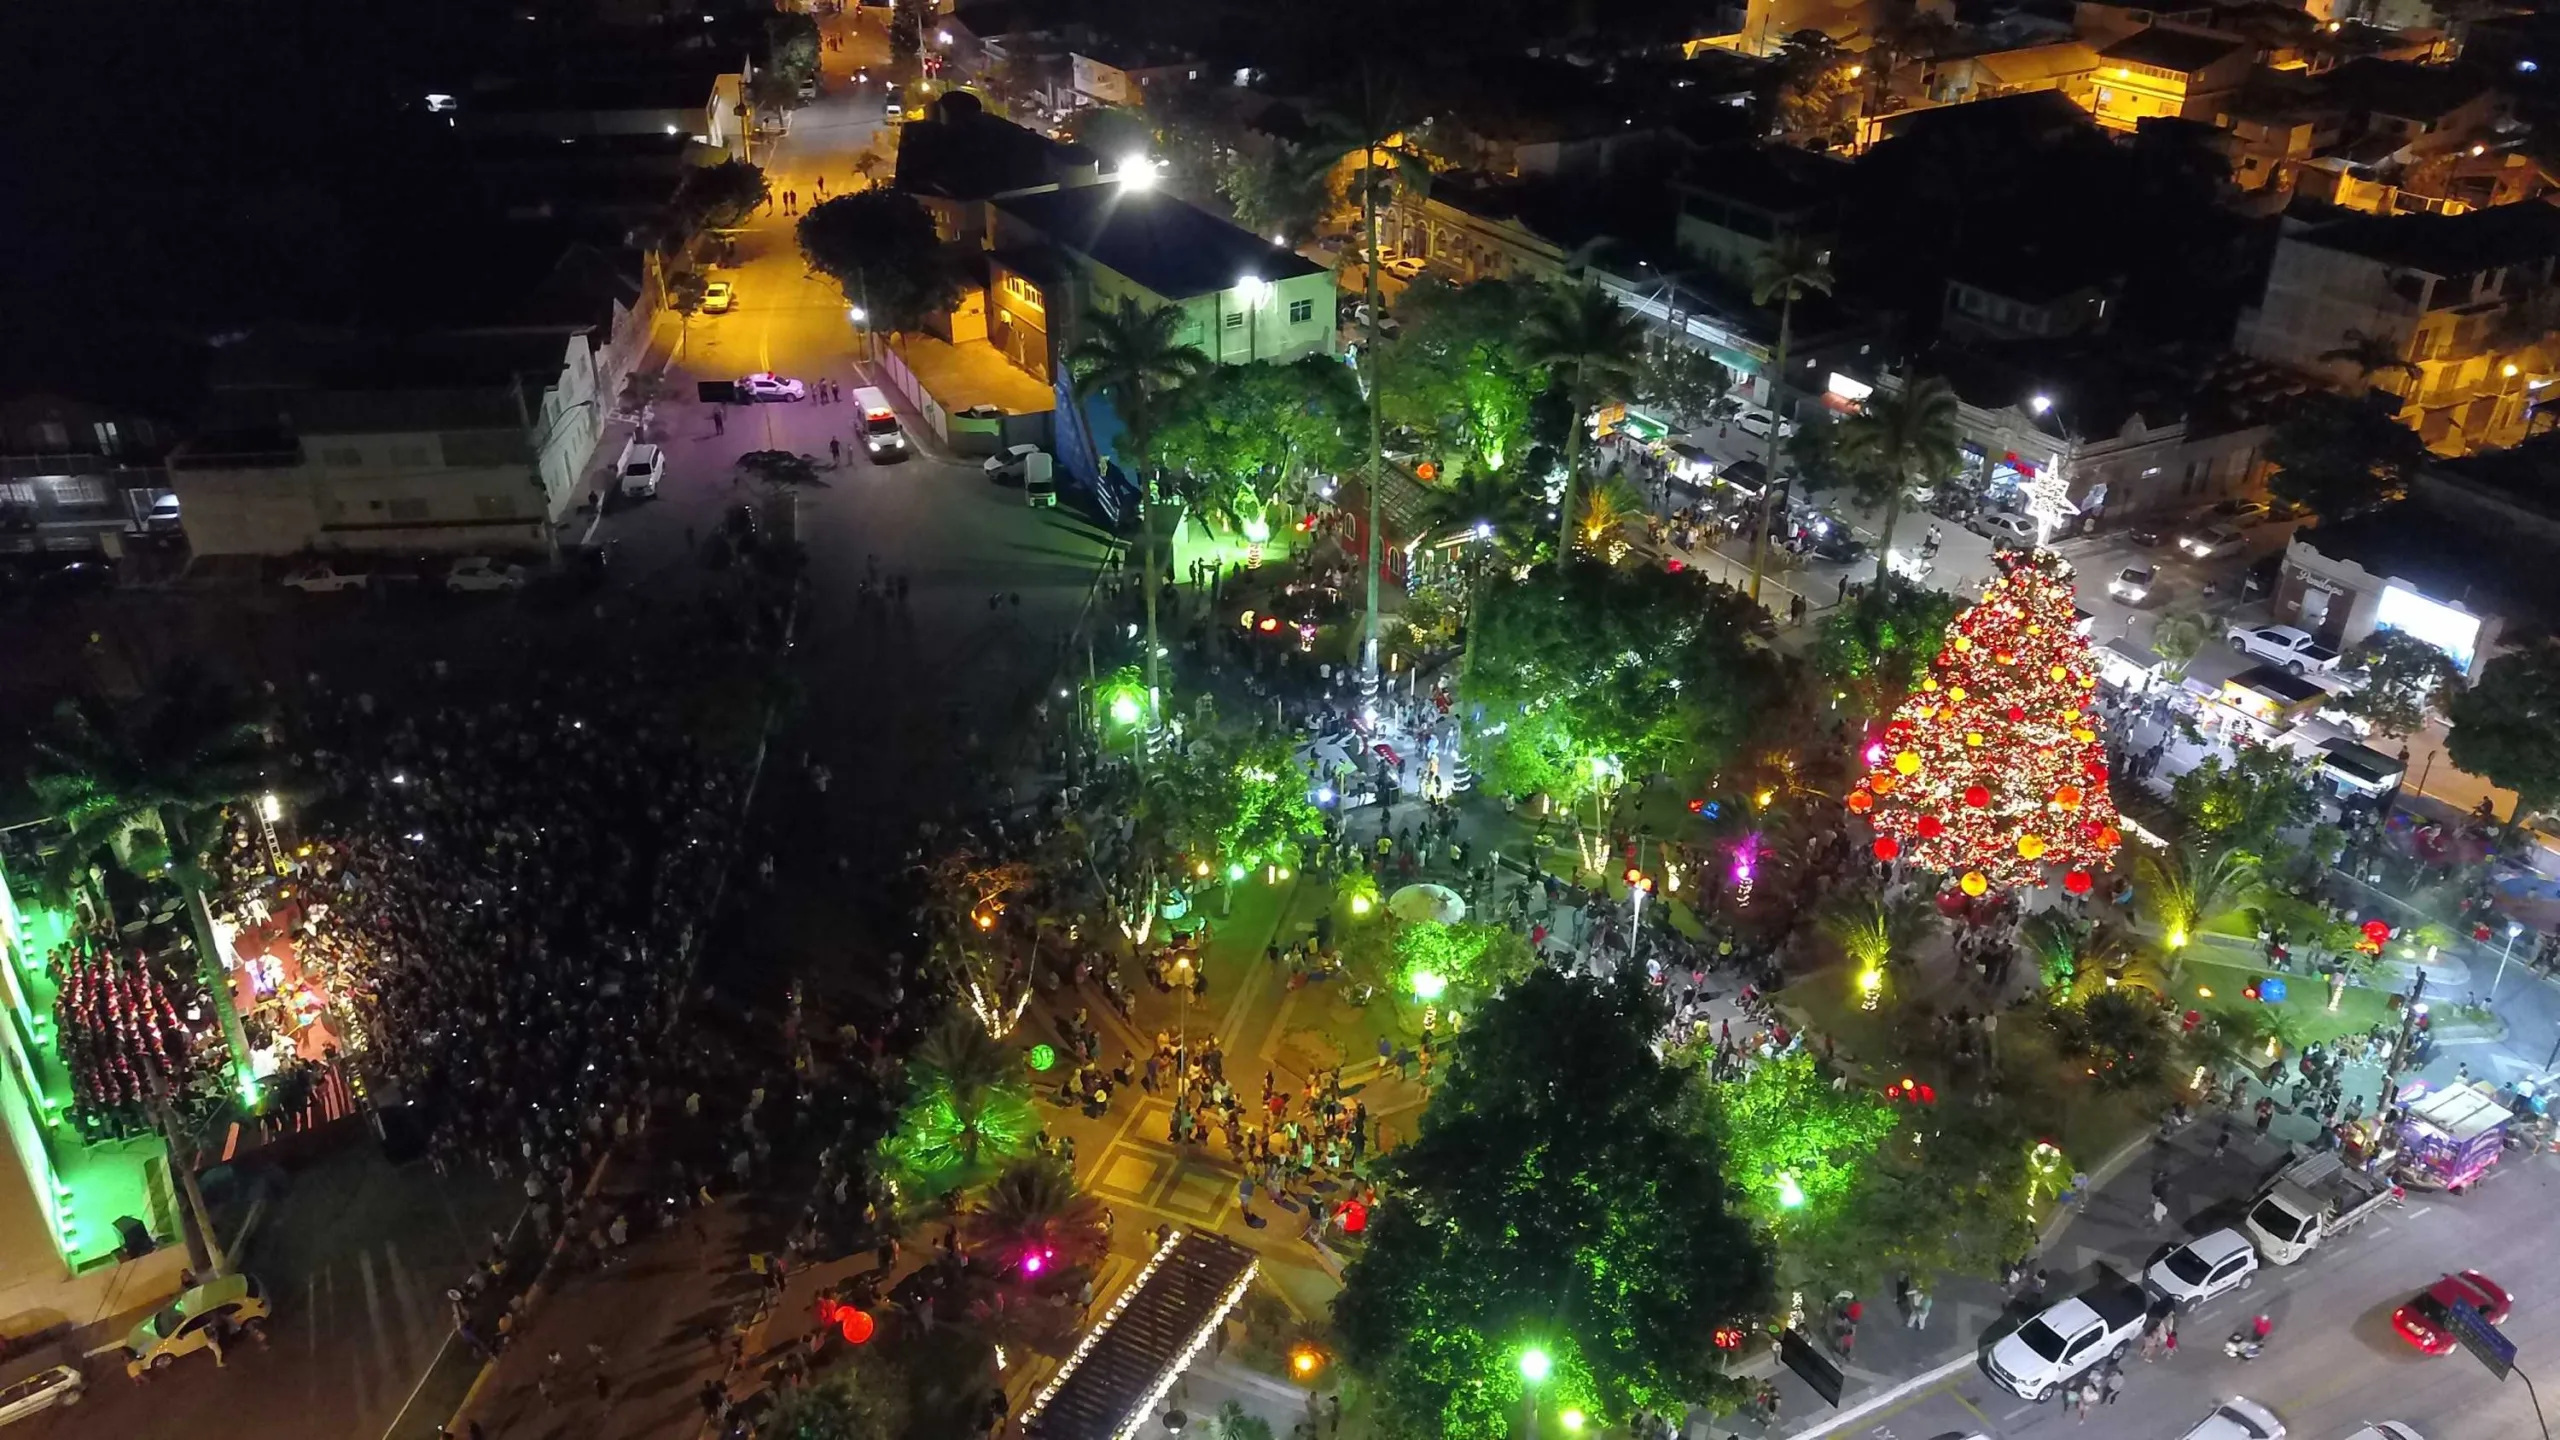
[1849,551,2123,897]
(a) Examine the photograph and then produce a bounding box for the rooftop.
[2290,202,2560,276]
[896,98,1098,201]
[2316,58,2496,122]
[1924,342,2290,440]
[1021,1232,1255,1440]
[2097,26,2251,75]
[2296,499,2560,623]
[1676,144,1851,218]
[993,185,1321,300]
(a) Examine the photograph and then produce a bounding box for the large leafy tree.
[1379,279,1550,485]
[755,1354,909,1440]
[1068,297,1212,742]
[1523,283,1647,562]
[2337,628,2464,739]
[672,159,770,233]
[967,1156,1108,1271]
[2263,390,2429,519]
[1837,375,1961,583]
[2165,746,2313,858]
[2447,639,2560,829]
[1744,235,1834,602]
[1461,562,1778,802]
[1218,140,1339,246]
[1810,578,1960,718]
[1154,733,1325,874]
[1705,1049,1894,1234]
[1146,358,1364,536]
[1065,105,1155,164]
[1336,970,1773,1436]
[796,192,960,334]
[1635,339,1730,428]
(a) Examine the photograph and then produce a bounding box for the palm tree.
[968,1156,1108,1270]
[1320,66,1431,689]
[1837,376,1962,585]
[2149,612,2209,679]
[28,671,274,1093]
[1745,235,1835,603]
[2317,328,2420,391]
[1821,891,1935,976]
[2140,842,2262,980]
[1522,283,1647,562]
[1573,475,1646,558]
[1067,296,1211,745]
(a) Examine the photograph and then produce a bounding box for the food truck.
[2394,1081,2510,1192]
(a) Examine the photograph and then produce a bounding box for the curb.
[2039,1126,2161,1253]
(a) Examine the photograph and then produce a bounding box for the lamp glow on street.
[1517,1347,1552,1384]
[2029,393,2053,414]
[1411,970,1447,1001]
[849,306,868,324]
[1107,691,1144,727]
[1560,1410,1587,1432]
[1116,155,1158,189]
[1776,1171,1807,1208]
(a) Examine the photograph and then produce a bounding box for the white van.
[852,387,908,460]
[617,438,664,497]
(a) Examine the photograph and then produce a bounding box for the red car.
[2392,1270,2512,1354]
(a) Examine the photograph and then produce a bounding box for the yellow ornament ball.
[1966,732,1984,746]
[2019,834,2048,860]
[2049,665,2068,682]
[1954,635,1974,651]
[1960,871,1989,897]
[1894,751,1922,775]
[1948,686,1968,702]
[2073,728,2097,743]
[1922,678,1941,692]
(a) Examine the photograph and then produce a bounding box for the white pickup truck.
[2226,624,2341,674]
[1985,1276,2150,1402]
[2242,1152,2399,1265]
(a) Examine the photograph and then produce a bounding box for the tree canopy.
[2447,639,2560,826]
[1378,278,1551,484]
[796,192,959,334]
[1152,733,1325,873]
[1146,358,1364,533]
[2166,745,2313,857]
[2263,391,2428,519]
[1810,578,1960,718]
[2337,628,2463,739]
[673,159,770,232]
[1335,970,1772,1436]
[1459,562,1779,801]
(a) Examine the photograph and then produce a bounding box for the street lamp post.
[1517,1346,1550,1440]
[2493,919,2529,1000]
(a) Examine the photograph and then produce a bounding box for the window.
[42,475,108,507]
[1225,311,1244,329]
[92,421,122,455]
[0,483,30,506]
[1288,298,1314,324]
[387,498,431,521]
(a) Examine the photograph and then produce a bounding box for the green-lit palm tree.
[1523,283,1647,563]
[1821,891,1936,975]
[2140,842,2262,981]
[1319,65,1431,690]
[968,1156,1109,1270]
[1067,296,1210,744]
[1573,475,1647,559]
[1838,375,1962,585]
[28,669,274,1093]
[1745,235,1836,603]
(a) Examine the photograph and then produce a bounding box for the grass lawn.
[2173,952,2399,1048]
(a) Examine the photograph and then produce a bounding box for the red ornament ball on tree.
[1917,814,1945,839]
[2007,706,2026,722]
[1964,784,1992,808]
[1846,789,1874,813]
[2064,870,2093,895]
[1873,836,1901,862]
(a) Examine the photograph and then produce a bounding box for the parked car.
[617,440,664,498]
[1384,256,1427,280]
[2214,498,2272,525]
[1732,407,1796,442]
[2338,1425,2424,1440]
[2108,564,2157,605]
[1985,1275,2148,1401]
[2392,1270,2511,1355]
[2178,524,2246,559]
[701,281,734,315]
[125,1274,271,1378]
[2176,1398,2285,1440]
[984,444,1057,504]
[2143,1227,2258,1310]
[2227,624,2341,674]
[282,560,370,593]
[0,1365,84,1423]
[145,493,183,530]
[1971,511,2038,545]
[736,372,807,402]
[443,557,527,593]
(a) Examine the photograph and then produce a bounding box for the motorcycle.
[2223,1332,2263,1362]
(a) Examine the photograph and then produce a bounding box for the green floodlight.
[1518,1347,1552,1385]
[1410,971,1448,1002]
[1107,690,1145,727]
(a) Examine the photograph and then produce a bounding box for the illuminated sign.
[2375,583,2483,672]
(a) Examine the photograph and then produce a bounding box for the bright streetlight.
[1518,1346,1551,1384]
[1116,155,1158,189]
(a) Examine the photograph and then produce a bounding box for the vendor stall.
[2395,1080,2509,1192]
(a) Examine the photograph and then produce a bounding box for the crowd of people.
[44,924,228,1139]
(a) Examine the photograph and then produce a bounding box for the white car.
[701,281,734,315]
[1733,407,1798,441]
[2227,624,2341,674]
[1385,256,1427,279]
[282,561,370,593]
[2108,564,2156,605]
[2177,1398,2285,1440]
[443,557,527,593]
[737,373,806,402]
[2144,1227,2257,1310]
[2338,1425,2424,1440]
[2179,524,2246,559]
[145,493,183,529]
[0,1365,83,1423]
